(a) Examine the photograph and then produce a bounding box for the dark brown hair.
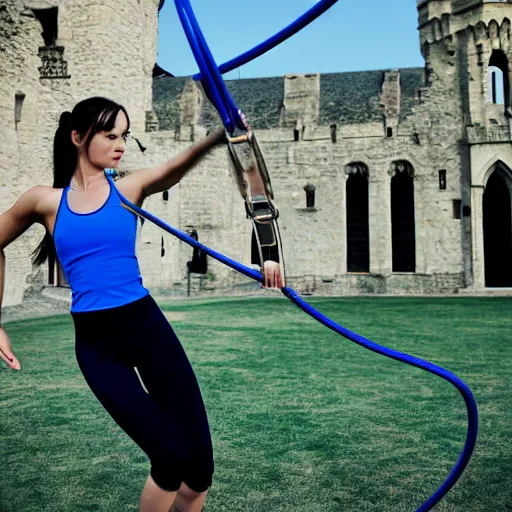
[32,96,130,266]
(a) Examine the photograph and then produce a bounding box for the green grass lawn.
[1,296,511,511]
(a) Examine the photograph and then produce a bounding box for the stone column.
[414,177,428,274]
[477,38,492,127]
[471,185,485,288]
[340,173,348,275]
[369,170,392,275]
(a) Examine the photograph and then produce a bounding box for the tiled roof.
[152,67,425,131]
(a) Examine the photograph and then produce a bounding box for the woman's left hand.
[263,260,284,289]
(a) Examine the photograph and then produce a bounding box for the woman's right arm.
[0,186,45,370]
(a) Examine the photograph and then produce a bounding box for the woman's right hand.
[0,327,21,370]
[263,260,284,289]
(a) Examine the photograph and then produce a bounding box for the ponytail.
[31,111,77,266]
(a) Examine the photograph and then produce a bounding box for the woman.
[0,96,281,512]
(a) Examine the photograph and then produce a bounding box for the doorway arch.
[483,167,512,287]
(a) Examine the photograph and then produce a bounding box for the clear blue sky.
[157,0,424,80]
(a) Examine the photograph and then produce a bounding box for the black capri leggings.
[71,294,213,493]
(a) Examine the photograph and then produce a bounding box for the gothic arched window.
[345,163,369,272]
[391,161,416,273]
[488,50,510,106]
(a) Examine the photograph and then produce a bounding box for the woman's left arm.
[124,128,226,200]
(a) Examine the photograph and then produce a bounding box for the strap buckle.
[246,195,279,223]
[227,129,286,286]
[227,130,274,202]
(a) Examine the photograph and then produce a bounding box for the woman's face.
[76,110,130,169]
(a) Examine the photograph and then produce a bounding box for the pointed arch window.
[483,168,512,287]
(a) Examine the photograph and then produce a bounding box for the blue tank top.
[53,173,150,313]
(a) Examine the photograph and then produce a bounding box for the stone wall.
[0,0,158,306]
[141,55,468,297]
[3,0,512,307]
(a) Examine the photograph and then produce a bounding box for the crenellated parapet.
[465,16,512,125]
[418,0,453,47]
[280,74,320,134]
[417,1,512,125]
[418,1,456,84]
[379,70,401,137]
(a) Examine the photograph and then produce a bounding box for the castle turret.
[417,1,512,290]
[418,0,512,126]
[25,0,159,133]
[0,0,160,306]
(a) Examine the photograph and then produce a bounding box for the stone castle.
[1,0,512,308]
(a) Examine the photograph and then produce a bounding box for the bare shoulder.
[0,185,59,249]
[7,185,55,214]
[114,171,145,206]
[34,185,63,215]
[17,185,63,232]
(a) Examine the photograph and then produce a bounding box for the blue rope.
[191,0,340,79]
[175,0,245,133]
[174,1,234,131]
[164,3,479,509]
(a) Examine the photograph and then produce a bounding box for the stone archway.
[483,169,512,287]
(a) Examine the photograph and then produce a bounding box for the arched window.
[303,184,316,208]
[483,169,512,286]
[15,92,25,131]
[488,50,510,106]
[391,161,416,272]
[31,7,58,47]
[345,163,369,272]
[32,7,71,80]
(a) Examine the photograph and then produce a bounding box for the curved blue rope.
[175,0,245,133]
[166,2,479,509]
[117,189,477,511]
[282,286,478,511]
[157,0,340,78]
[191,0,340,79]
[174,0,234,131]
